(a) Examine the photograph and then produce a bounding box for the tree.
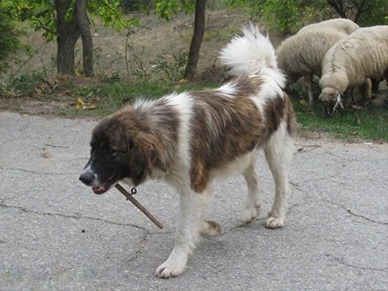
[184,0,206,80]
[326,0,388,25]
[156,0,207,80]
[0,1,24,73]
[228,0,388,34]
[55,0,90,76]
[11,0,135,77]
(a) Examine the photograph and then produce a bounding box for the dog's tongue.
[92,184,109,194]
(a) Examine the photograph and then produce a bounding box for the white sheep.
[277,19,358,105]
[319,25,388,107]
[299,18,359,35]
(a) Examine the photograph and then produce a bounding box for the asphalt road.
[0,112,387,291]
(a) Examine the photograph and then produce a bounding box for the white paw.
[265,216,285,229]
[155,259,186,278]
[242,204,260,223]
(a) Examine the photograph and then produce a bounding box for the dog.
[80,24,295,278]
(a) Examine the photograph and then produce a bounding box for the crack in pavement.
[319,199,388,226]
[0,202,151,233]
[289,181,388,226]
[326,254,388,272]
[0,166,78,176]
[294,144,322,155]
[127,231,150,263]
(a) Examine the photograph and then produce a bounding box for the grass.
[295,101,388,142]
[1,76,387,142]
[54,80,219,118]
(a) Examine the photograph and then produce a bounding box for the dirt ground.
[9,9,273,81]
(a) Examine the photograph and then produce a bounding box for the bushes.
[0,1,23,73]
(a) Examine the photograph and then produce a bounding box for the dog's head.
[79,116,157,194]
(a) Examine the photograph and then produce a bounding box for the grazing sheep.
[299,18,359,35]
[277,28,347,105]
[277,19,358,106]
[319,26,388,107]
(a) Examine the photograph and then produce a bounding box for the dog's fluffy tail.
[219,23,285,88]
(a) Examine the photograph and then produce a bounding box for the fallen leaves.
[35,79,59,95]
[42,147,52,158]
[74,96,96,110]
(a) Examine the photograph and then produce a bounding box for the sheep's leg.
[384,70,388,93]
[361,78,372,100]
[305,74,314,106]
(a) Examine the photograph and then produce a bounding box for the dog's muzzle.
[79,167,98,186]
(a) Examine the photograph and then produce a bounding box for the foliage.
[0,1,25,73]
[155,0,195,21]
[225,0,388,33]
[8,0,139,42]
[152,49,188,83]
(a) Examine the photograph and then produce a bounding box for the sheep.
[319,26,388,111]
[277,19,358,106]
[299,18,359,35]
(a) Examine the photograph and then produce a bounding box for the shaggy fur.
[320,25,388,103]
[80,24,295,278]
[277,19,358,105]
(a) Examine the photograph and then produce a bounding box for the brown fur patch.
[284,92,297,135]
[189,77,294,193]
[200,220,222,237]
[104,99,180,183]
[190,78,265,192]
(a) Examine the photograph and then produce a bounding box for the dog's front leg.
[155,188,207,278]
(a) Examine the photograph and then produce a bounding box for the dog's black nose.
[79,171,95,185]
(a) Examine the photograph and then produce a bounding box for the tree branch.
[327,0,347,18]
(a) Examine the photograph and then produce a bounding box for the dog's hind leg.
[155,185,212,278]
[263,122,294,229]
[242,157,261,223]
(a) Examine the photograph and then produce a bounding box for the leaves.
[42,147,52,158]
[156,0,195,21]
[74,96,96,110]
[9,0,138,42]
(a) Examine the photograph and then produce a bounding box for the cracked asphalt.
[0,112,387,291]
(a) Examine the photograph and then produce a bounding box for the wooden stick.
[115,184,164,229]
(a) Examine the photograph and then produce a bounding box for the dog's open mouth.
[92,174,118,195]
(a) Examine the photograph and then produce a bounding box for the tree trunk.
[327,0,347,18]
[184,0,206,80]
[54,0,94,76]
[75,0,94,76]
[55,0,77,75]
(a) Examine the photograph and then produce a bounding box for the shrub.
[0,1,23,73]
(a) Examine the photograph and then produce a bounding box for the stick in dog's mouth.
[114,183,164,229]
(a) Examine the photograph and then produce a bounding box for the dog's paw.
[200,220,222,237]
[155,259,186,278]
[265,216,285,229]
[242,204,260,223]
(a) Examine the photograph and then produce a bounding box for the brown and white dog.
[80,24,295,278]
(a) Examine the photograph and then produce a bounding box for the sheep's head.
[319,87,340,103]
[319,87,343,117]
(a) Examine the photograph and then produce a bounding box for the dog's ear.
[131,143,155,186]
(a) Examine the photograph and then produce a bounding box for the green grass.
[55,81,219,118]
[70,82,388,142]
[294,102,388,142]
[2,76,387,142]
